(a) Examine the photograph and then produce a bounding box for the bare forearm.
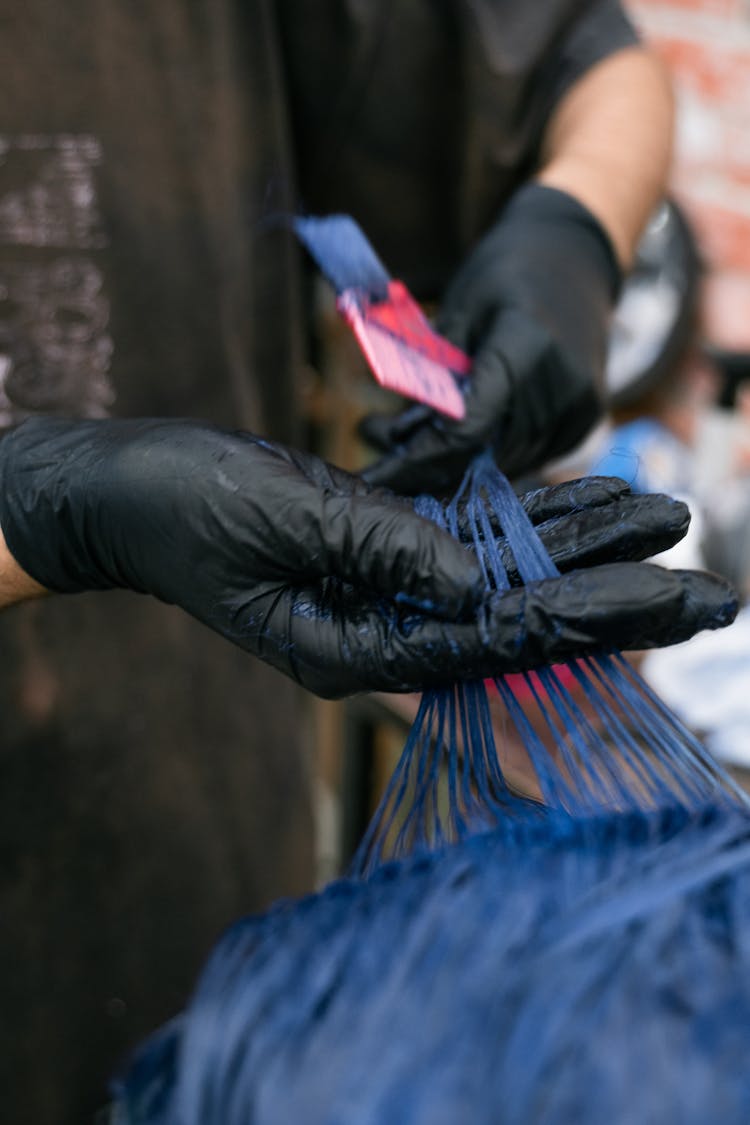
[0,524,48,608]
[537,47,674,268]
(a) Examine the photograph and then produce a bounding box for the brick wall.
[627,0,750,348]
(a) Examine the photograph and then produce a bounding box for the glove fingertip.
[676,569,739,634]
[358,414,398,453]
[360,455,415,492]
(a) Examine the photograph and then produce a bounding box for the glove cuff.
[500,182,623,300]
[0,418,125,594]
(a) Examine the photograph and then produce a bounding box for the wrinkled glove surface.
[0,418,736,698]
[361,184,619,495]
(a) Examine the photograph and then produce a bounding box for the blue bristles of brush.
[294,215,391,301]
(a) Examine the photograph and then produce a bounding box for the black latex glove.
[361,184,620,495]
[0,418,736,698]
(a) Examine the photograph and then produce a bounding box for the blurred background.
[630,0,750,358]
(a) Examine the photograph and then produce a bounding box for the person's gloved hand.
[0,417,737,698]
[361,184,620,495]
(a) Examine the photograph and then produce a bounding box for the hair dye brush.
[294,215,471,420]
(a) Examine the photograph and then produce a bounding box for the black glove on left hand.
[0,418,736,698]
[361,184,620,494]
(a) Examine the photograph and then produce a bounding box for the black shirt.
[278,0,637,293]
